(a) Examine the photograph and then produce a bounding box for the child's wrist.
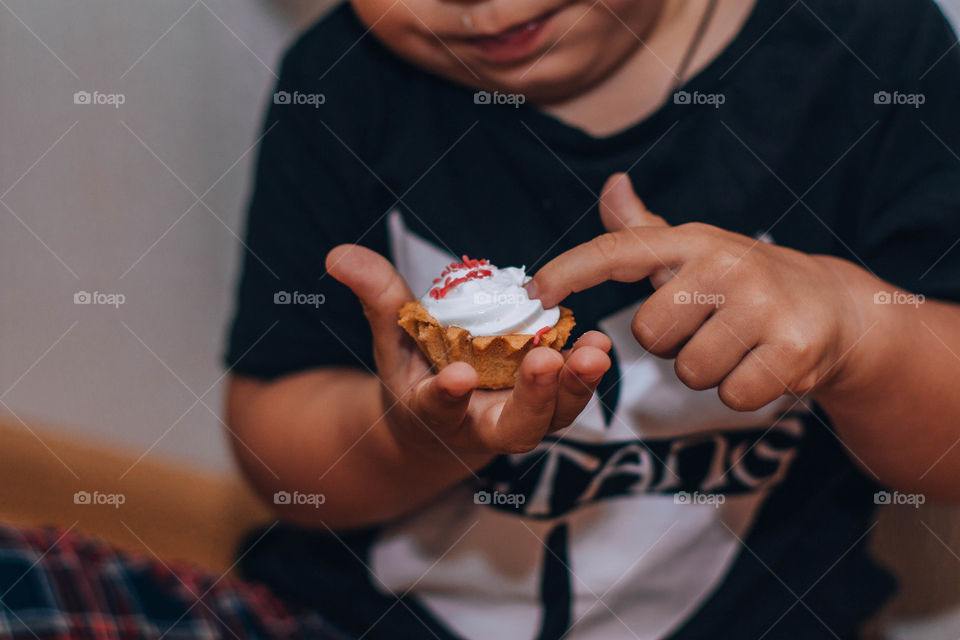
[811,255,905,400]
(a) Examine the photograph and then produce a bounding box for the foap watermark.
[74,490,126,509]
[674,491,726,508]
[873,291,924,308]
[74,90,125,108]
[474,291,525,305]
[674,290,725,307]
[273,490,326,508]
[674,90,725,108]
[74,291,125,308]
[274,291,325,308]
[874,90,925,109]
[274,91,326,108]
[474,490,526,508]
[874,490,925,508]
[474,90,526,108]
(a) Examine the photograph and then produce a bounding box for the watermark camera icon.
[674,290,724,306]
[272,490,324,507]
[473,90,525,107]
[674,490,725,507]
[273,290,325,307]
[74,90,125,108]
[74,490,124,507]
[874,90,925,108]
[73,290,125,307]
[273,90,325,108]
[873,290,924,307]
[673,90,724,108]
[473,490,524,507]
[874,489,925,508]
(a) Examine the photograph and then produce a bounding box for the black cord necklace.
[671,0,721,93]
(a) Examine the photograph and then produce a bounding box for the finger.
[718,344,807,412]
[568,330,612,356]
[632,275,717,357]
[409,362,477,430]
[599,174,676,288]
[326,244,415,372]
[599,173,669,232]
[674,313,756,390]
[528,227,689,309]
[480,348,564,454]
[552,346,610,429]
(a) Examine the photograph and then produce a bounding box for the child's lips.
[461,9,558,63]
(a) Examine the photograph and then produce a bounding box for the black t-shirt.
[226,1,960,638]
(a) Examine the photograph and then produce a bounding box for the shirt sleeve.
[224,46,382,380]
[854,1,960,302]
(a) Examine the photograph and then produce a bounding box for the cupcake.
[397,256,575,389]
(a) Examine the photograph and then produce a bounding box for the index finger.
[528,227,689,308]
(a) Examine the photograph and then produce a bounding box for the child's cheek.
[350,0,449,68]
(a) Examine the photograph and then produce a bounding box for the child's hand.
[326,245,612,462]
[527,173,863,412]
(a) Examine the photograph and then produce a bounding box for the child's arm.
[529,174,960,500]
[227,245,611,530]
[813,291,960,500]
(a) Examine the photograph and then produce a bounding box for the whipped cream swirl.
[420,259,559,336]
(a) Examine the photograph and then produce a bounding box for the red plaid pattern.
[0,524,346,640]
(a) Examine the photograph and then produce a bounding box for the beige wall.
[0,0,333,472]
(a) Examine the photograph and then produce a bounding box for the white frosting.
[420,263,560,336]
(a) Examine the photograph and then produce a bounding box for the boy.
[3,0,959,639]
[224,0,960,637]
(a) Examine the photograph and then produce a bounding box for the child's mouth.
[462,9,558,63]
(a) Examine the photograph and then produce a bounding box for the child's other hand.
[326,245,611,463]
[528,173,864,413]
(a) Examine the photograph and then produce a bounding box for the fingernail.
[612,173,631,195]
[440,389,471,402]
[524,280,539,300]
[442,386,471,400]
[582,374,604,386]
[533,371,554,385]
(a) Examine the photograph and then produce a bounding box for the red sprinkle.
[437,256,490,279]
[532,326,551,346]
[428,256,493,299]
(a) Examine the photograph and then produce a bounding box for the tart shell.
[397,302,575,389]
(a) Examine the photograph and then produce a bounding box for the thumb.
[599,173,669,232]
[326,244,415,373]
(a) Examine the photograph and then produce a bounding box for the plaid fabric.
[0,524,347,640]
